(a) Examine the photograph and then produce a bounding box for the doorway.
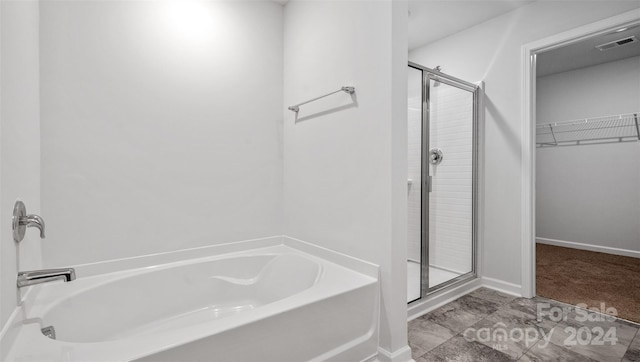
[521,9,640,321]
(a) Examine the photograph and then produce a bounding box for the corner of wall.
[0,0,42,337]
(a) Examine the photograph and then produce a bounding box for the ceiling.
[537,25,640,77]
[408,0,534,50]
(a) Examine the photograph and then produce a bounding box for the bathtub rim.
[54,235,378,281]
[4,235,380,361]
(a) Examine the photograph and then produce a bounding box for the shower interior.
[407,63,479,303]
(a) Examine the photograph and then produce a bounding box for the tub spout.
[17,268,76,288]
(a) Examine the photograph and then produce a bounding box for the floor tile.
[547,317,639,362]
[408,317,457,359]
[505,297,570,323]
[520,339,599,362]
[407,291,640,361]
[466,306,557,359]
[425,303,486,333]
[504,298,541,317]
[622,329,640,362]
[469,288,517,306]
[416,335,512,362]
[563,308,619,325]
[409,344,428,360]
[563,308,640,329]
[451,294,503,316]
[616,318,640,329]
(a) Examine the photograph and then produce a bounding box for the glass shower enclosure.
[407,62,480,303]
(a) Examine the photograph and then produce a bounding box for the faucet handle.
[12,200,45,242]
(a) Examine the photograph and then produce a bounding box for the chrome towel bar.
[288,86,355,113]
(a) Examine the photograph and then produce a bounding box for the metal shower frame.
[408,62,480,302]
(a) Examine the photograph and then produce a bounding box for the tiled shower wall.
[407,94,422,262]
[428,84,473,274]
[407,77,473,274]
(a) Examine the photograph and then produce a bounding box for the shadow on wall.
[294,92,359,123]
[485,95,521,155]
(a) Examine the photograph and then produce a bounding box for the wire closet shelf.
[536,112,640,147]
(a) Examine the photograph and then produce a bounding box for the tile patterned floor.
[409,288,640,362]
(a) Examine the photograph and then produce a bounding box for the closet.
[535,36,640,323]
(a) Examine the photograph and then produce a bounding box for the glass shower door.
[425,74,476,293]
[407,63,479,303]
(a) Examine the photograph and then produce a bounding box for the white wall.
[0,0,42,349]
[537,56,640,122]
[410,1,640,289]
[536,56,640,252]
[283,0,410,357]
[40,1,284,267]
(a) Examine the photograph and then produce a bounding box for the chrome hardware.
[288,85,356,112]
[41,326,56,340]
[429,148,444,165]
[12,200,45,242]
[17,268,76,288]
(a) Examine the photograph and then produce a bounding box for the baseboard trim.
[481,277,522,297]
[376,345,414,362]
[536,237,639,259]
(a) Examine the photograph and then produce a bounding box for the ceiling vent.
[596,36,638,51]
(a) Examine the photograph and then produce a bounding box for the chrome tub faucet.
[17,268,76,288]
[11,200,77,288]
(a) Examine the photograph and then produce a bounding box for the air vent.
[596,36,638,51]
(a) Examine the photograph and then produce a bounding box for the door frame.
[520,8,640,298]
[408,62,480,299]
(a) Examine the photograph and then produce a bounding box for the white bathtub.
[6,238,379,361]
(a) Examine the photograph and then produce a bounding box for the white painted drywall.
[40,1,284,267]
[536,56,640,252]
[283,0,410,356]
[410,1,640,288]
[0,0,42,339]
[537,56,640,122]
